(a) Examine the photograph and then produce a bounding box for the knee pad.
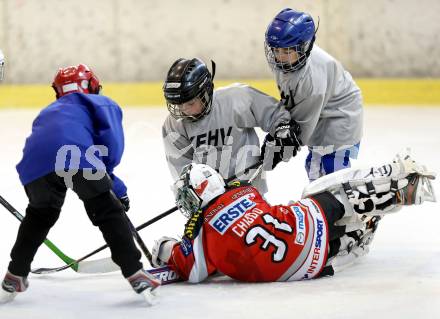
[83,191,124,226]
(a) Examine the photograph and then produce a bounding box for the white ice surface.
[0,107,439,319]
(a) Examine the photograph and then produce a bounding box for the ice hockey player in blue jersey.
[0,64,160,304]
[16,67,128,199]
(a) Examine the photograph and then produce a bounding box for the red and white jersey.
[168,186,329,283]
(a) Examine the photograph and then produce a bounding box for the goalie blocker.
[151,152,435,283]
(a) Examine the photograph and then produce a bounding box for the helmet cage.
[166,87,213,121]
[265,37,315,73]
[175,165,203,219]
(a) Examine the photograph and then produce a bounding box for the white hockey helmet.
[0,49,5,81]
[175,163,226,218]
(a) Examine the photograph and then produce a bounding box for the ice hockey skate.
[0,271,29,304]
[127,269,161,306]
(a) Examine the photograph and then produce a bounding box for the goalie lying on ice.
[151,152,436,282]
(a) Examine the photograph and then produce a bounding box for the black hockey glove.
[260,120,302,170]
[119,194,130,212]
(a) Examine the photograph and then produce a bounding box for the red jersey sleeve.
[168,229,217,283]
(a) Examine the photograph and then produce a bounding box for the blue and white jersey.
[273,45,363,151]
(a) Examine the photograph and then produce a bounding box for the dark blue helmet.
[163,58,215,121]
[265,8,316,72]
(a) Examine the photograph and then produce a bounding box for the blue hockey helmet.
[265,8,316,72]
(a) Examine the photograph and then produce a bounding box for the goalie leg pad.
[303,150,436,200]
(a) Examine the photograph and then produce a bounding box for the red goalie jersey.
[168,185,329,283]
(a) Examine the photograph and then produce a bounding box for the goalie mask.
[175,163,226,218]
[52,64,101,99]
[265,8,317,73]
[163,58,215,121]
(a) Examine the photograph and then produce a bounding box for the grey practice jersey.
[162,83,291,191]
[274,45,363,153]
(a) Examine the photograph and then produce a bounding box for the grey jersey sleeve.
[228,84,291,136]
[162,117,193,180]
[275,46,363,150]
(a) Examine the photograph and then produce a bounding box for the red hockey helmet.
[52,64,101,99]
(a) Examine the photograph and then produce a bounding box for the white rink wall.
[1,0,440,83]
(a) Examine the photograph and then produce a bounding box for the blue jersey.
[16,93,127,198]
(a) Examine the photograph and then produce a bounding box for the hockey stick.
[93,162,264,273]
[124,213,154,266]
[31,160,264,275]
[0,194,78,270]
[31,205,180,274]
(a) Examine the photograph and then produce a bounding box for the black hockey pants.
[8,171,142,278]
[308,191,347,277]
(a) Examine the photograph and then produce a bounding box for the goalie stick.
[31,160,264,275]
[0,194,79,270]
[146,265,181,285]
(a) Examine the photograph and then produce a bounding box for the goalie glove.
[151,236,178,268]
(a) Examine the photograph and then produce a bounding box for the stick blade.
[77,258,120,274]
[31,265,70,274]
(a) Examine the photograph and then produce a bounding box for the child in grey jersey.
[265,8,363,181]
[162,58,299,193]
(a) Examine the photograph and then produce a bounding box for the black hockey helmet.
[163,58,216,121]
